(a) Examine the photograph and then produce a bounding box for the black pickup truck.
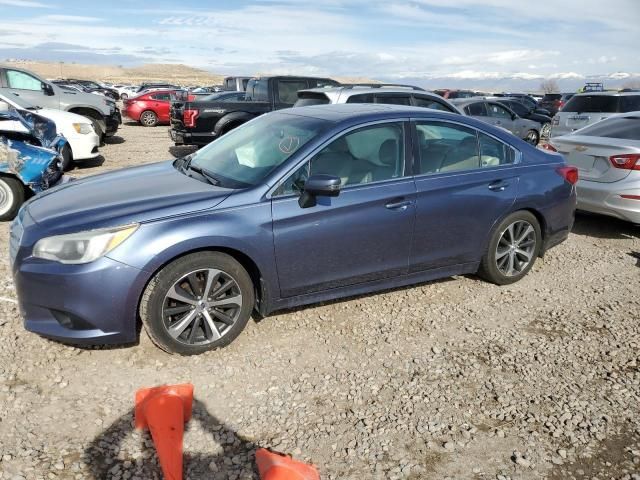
[169,75,339,147]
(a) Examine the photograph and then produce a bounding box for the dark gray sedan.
[452,97,542,145]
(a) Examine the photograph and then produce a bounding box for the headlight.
[33,224,138,264]
[72,123,94,134]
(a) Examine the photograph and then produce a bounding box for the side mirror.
[0,101,9,112]
[298,174,341,208]
[42,83,54,96]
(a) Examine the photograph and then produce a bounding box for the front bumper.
[169,127,214,146]
[65,132,100,161]
[10,210,147,345]
[576,179,640,224]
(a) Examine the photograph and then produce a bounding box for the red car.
[123,90,176,127]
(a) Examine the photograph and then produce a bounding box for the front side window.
[277,122,405,195]
[188,112,330,188]
[416,121,480,174]
[488,104,513,119]
[466,102,487,116]
[151,93,171,101]
[277,81,308,105]
[6,70,42,91]
[506,101,527,117]
[478,133,515,167]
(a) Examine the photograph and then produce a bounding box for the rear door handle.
[385,199,412,210]
[488,180,509,192]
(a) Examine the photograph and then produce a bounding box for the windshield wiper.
[188,163,220,186]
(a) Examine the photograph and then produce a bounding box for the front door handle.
[488,180,509,192]
[385,199,412,210]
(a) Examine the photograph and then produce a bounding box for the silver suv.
[0,65,121,139]
[294,84,461,114]
[550,91,640,138]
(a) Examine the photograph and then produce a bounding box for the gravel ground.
[0,120,639,480]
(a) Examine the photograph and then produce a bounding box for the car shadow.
[123,121,139,127]
[72,155,106,170]
[571,212,639,240]
[104,135,125,145]
[169,145,198,158]
[84,398,259,478]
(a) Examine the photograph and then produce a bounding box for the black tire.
[478,211,542,285]
[60,143,72,171]
[0,177,25,221]
[140,252,255,355]
[140,110,158,127]
[525,129,540,146]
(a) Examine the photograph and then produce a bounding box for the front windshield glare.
[190,113,330,187]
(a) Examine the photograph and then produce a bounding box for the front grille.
[9,212,24,266]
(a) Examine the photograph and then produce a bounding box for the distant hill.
[0,60,377,87]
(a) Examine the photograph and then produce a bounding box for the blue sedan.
[10,105,577,355]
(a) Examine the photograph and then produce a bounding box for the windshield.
[185,112,331,188]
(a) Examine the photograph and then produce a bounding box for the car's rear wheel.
[140,110,158,127]
[0,177,24,221]
[525,129,539,145]
[478,211,541,285]
[140,252,254,355]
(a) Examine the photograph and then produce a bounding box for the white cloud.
[0,0,52,7]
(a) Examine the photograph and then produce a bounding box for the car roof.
[284,103,464,122]
[299,85,425,96]
[573,91,640,97]
[449,97,490,106]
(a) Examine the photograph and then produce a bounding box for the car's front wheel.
[140,252,255,355]
[478,211,541,285]
[525,129,540,145]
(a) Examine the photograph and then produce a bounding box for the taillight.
[556,166,578,185]
[609,154,640,171]
[541,143,557,152]
[187,94,196,101]
[621,195,640,200]
[183,109,199,128]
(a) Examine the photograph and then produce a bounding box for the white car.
[113,84,138,100]
[0,92,99,170]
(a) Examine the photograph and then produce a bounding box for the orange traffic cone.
[135,383,194,480]
[255,448,320,480]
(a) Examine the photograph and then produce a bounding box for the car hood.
[35,108,91,127]
[26,160,233,233]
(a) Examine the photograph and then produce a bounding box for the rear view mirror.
[42,83,54,96]
[298,174,341,208]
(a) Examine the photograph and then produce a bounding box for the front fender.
[105,201,280,308]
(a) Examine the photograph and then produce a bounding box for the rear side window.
[478,133,515,167]
[415,121,480,174]
[563,95,619,113]
[150,93,171,101]
[577,117,640,140]
[620,96,640,112]
[466,102,487,116]
[294,93,330,107]
[277,81,308,105]
[375,95,411,106]
[413,95,454,112]
[6,70,42,90]
[543,94,561,101]
[346,94,374,104]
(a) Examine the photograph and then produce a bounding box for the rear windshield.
[577,116,640,140]
[563,95,619,113]
[293,93,330,107]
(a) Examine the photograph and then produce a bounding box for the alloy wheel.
[495,220,536,277]
[525,130,539,145]
[141,112,156,126]
[162,268,243,346]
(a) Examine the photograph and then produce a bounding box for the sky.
[1,0,639,88]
